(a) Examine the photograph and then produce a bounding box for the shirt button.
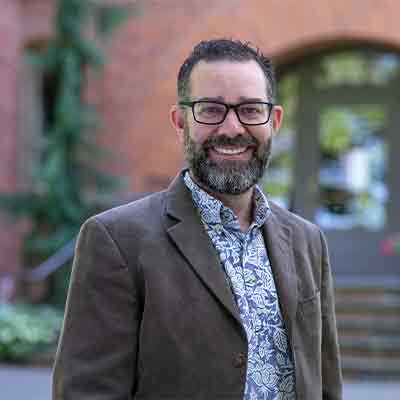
[233,352,247,368]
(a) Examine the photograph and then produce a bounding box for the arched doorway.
[263,46,400,277]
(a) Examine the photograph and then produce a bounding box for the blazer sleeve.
[52,216,140,400]
[320,229,343,400]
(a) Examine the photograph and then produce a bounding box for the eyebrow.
[239,96,266,102]
[195,96,268,103]
[195,96,224,102]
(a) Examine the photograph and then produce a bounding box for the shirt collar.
[183,170,270,228]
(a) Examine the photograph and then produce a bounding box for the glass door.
[313,103,398,275]
[263,48,400,276]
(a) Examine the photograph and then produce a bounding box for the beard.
[183,128,272,195]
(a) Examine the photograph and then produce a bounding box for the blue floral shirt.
[184,171,296,400]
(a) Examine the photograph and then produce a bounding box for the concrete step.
[334,276,400,378]
[334,276,400,292]
[335,297,400,312]
[341,355,400,378]
[337,315,400,335]
[339,335,400,355]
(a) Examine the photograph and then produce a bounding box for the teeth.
[214,147,247,155]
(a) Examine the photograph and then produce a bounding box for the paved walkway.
[1,365,400,399]
[2,366,52,400]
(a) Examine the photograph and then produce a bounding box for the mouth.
[208,145,255,162]
[212,146,249,155]
[199,134,258,163]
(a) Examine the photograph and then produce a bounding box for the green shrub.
[0,302,63,362]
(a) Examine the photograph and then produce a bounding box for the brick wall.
[2,0,400,284]
[100,0,400,193]
[20,0,54,41]
[0,0,55,295]
[0,0,21,290]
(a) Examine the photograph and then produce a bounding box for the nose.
[218,108,245,135]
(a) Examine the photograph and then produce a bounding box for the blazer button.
[233,352,246,368]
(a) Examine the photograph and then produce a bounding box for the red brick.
[3,0,400,281]
[0,0,21,280]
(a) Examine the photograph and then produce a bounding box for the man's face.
[173,60,283,195]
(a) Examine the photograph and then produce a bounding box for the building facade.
[1,0,400,290]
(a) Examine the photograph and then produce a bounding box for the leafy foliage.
[0,303,63,362]
[0,0,132,305]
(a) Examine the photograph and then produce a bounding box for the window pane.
[261,74,298,209]
[316,105,388,230]
[315,50,400,88]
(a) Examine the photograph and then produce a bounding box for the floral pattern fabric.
[184,171,296,400]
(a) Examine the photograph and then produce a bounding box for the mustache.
[203,134,258,149]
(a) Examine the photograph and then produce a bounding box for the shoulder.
[268,200,325,249]
[98,190,166,222]
[269,201,320,233]
[84,190,167,242]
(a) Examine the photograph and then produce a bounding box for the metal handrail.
[18,193,151,283]
[22,238,76,282]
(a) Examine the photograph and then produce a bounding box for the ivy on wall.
[0,0,133,305]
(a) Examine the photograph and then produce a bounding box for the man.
[53,39,342,400]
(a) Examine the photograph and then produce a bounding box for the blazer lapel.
[164,174,243,329]
[263,211,298,339]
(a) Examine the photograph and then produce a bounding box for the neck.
[189,171,254,232]
[214,190,254,232]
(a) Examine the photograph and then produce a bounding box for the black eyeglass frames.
[179,100,274,126]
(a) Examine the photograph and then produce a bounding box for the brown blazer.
[53,173,342,400]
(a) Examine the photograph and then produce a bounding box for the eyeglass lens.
[194,102,271,125]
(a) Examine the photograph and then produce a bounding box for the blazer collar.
[165,172,297,338]
[262,209,298,339]
[165,173,244,331]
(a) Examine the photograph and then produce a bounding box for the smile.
[213,146,249,155]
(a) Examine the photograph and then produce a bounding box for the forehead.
[188,60,268,100]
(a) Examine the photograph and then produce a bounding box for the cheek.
[187,124,215,145]
[250,126,270,144]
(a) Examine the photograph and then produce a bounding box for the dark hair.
[177,38,276,101]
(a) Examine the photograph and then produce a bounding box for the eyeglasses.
[179,100,274,126]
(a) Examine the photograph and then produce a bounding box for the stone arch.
[273,37,400,67]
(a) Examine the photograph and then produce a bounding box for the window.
[263,47,400,232]
[19,40,59,185]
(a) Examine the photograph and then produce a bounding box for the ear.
[271,105,283,136]
[170,105,186,143]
